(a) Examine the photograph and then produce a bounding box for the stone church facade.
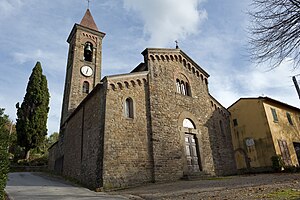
[48,9,236,190]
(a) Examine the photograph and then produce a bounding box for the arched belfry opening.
[84,42,93,62]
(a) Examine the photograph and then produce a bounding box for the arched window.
[180,81,186,95]
[82,81,89,94]
[183,118,195,129]
[84,42,93,62]
[185,82,191,96]
[125,97,134,118]
[176,79,181,93]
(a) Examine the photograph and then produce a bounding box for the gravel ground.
[112,173,300,200]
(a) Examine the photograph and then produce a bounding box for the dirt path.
[113,173,300,200]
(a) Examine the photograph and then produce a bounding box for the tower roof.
[80,9,99,31]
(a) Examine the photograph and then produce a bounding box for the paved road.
[5,172,129,200]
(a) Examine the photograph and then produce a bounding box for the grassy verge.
[265,189,300,199]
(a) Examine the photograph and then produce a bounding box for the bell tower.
[60,9,105,125]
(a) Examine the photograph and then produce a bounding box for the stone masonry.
[48,9,237,190]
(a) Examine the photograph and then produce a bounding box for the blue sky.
[1,0,300,135]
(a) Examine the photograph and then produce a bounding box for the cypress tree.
[16,61,50,160]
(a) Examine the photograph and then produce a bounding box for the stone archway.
[181,118,202,173]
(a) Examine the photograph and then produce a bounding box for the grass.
[265,189,300,200]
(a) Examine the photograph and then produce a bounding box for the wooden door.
[185,134,201,172]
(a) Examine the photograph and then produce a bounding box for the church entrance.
[185,134,201,172]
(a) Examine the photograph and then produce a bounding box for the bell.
[85,43,92,52]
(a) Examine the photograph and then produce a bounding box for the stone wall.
[48,139,64,173]
[62,84,105,189]
[143,48,236,180]
[102,72,153,189]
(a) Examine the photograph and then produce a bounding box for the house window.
[278,140,292,166]
[82,81,89,94]
[233,119,238,127]
[125,97,134,118]
[271,108,278,122]
[84,42,93,62]
[286,112,293,125]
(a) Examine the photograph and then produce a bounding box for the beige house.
[228,97,300,171]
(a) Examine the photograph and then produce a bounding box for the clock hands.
[81,66,92,77]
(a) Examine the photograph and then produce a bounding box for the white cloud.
[0,0,24,18]
[123,0,207,47]
[209,58,300,108]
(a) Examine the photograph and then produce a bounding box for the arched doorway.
[183,118,202,172]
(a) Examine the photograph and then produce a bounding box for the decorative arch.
[192,67,195,74]
[110,83,116,90]
[117,82,123,89]
[204,78,208,85]
[170,55,174,61]
[178,55,182,62]
[150,55,155,61]
[124,81,129,88]
[178,111,199,129]
[130,80,136,87]
[137,79,142,86]
[174,55,178,61]
[183,59,187,67]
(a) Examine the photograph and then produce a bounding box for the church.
[48,9,236,190]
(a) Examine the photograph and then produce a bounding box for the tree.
[16,62,50,160]
[248,0,300,69]
[0,108,10,199]
[47,132,59,147]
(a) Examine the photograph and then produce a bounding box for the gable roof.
[228,96,300,112]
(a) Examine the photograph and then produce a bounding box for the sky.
[1,0,300,135]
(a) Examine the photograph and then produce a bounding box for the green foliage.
[47,132,59,147]
[0,108,10,200]
[16,62,50,160]
[271,155,284,172]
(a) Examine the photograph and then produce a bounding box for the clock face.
[80,66,93,77]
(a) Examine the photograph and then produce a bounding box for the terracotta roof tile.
[80,9,98,31]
